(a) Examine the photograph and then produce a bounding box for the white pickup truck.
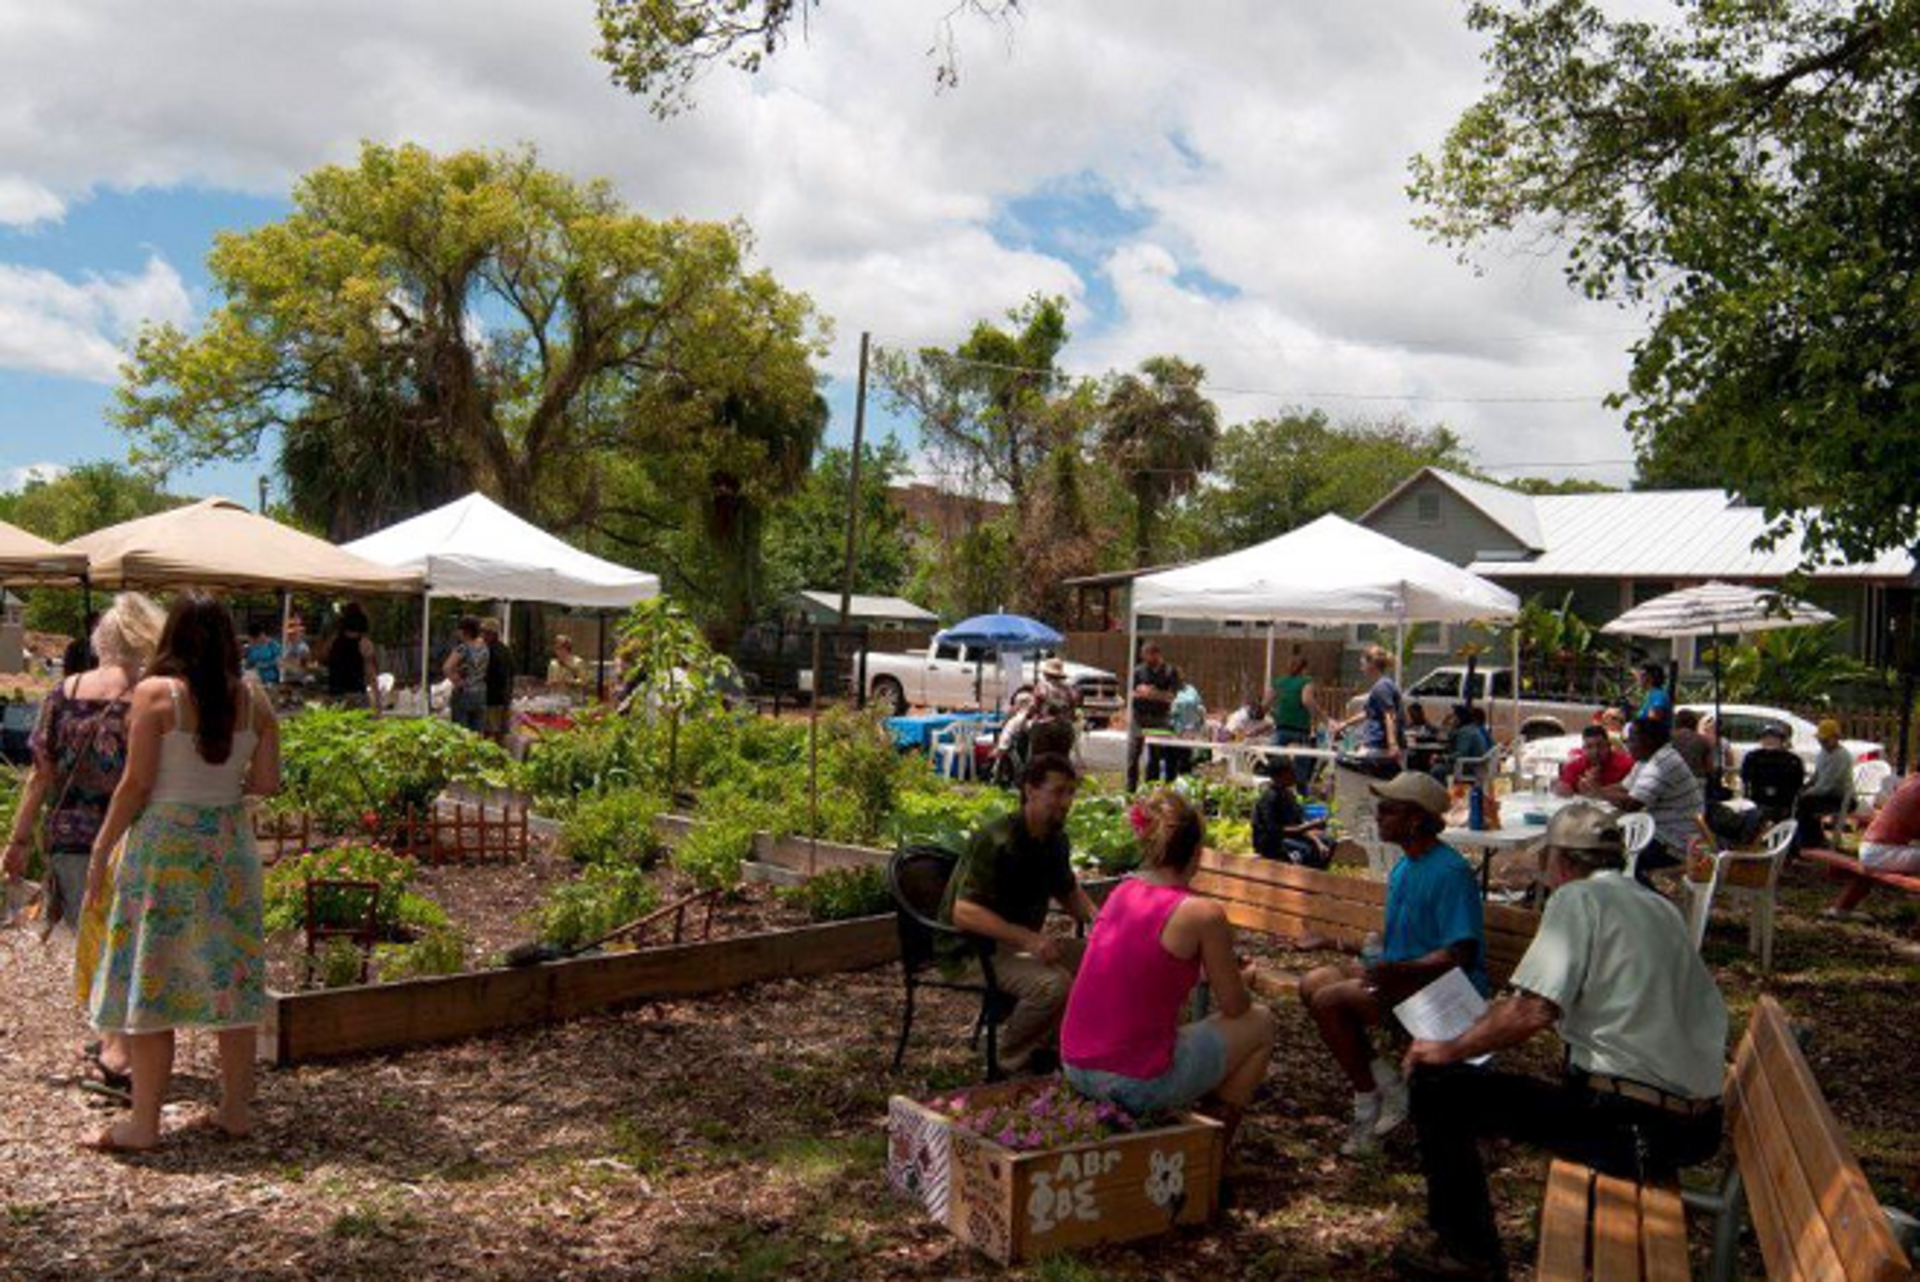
[1353,665,1602,740]
[859,641,1123,723]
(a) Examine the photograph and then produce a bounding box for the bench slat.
[1639,1182,1690,1282]
[1738,1053,1850,1282]
[1537,1159,1595,1281]
[1800,848,1920,894]
[1732,1080,1807,1282]
[1190,869,1389,935]
[1215,899,1368,949]
[1197,850,1387,904]
[1749,999,1912,1281]
[1594,1172,1648,1280]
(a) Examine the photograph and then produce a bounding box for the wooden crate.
[887,1083,1223,1263]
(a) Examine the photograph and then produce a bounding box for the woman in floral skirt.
[79,593,281,1152]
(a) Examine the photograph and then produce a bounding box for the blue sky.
[0,0,1646,519]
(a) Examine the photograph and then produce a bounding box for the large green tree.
[1097,355,1219,566]
[116,143,827,548]
[761,438,915,607]
[1413,0,1920,563]
[1176,412,1476,555]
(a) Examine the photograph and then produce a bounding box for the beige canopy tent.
[65,498,425,595]
[0,518,88,583]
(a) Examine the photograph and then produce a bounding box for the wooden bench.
[1537,996,1913,1281]
[1801,847,1920,904]
[1189,849,1541,991]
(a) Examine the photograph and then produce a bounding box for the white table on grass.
[1442,791,1574,895]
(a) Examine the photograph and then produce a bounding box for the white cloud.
[0,0,1651,475]
[0,177,64,227]
[3,461,65,491]
[0,257,191,381]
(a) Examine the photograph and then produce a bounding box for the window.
[1416,492,1442,524]
[1490,670,1514,699]
[933,642,961,663]
[1410,670,1463,700]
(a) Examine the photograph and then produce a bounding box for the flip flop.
[83,1049,131,1094]
[76,1078,131,1107]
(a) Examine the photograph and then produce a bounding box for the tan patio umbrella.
[0,518,87,583]
[65,497,424,595]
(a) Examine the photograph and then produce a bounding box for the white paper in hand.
[1393,967,1491,1065]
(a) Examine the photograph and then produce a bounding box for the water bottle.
[1360,931,1384,968]
[1468,784,1485,831]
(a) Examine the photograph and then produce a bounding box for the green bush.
[886,785,1015,851]
[263,843,448,939]
[312,938,370,989]
[672,816,755,892]
[559,790,667,868]
[277,708,517,829]
[1066,792,1143,876]
[520,711,659,810]
[785,864,893,922]
[531,861,661,951]
[373,925,469,981]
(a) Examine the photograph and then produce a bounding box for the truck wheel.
[872,676,907,716]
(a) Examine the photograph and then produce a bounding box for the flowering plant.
[928,1080,1140,1152]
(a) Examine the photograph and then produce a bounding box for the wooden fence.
[253,798,533,865]
[1063,633,1346,714]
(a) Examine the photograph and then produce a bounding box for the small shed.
[784,591,937,630]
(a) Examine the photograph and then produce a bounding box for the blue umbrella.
[936,613,1064,650]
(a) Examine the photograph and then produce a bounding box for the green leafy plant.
[559,789,667,868]
[785,864,893,922]
[277,708,517,829]
[886,786,1014,851]
[312,938,370,990]
[263,843,447,940]
[672,816,755,892]
[1700,623,1885,708]
[531,860,661,952]
[373,925,469,981]
[1066,793,1142,876]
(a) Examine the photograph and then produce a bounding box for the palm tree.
[1097,356,1219,566]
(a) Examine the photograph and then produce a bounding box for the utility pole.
[837,331,871,628]
[257,475,269,513]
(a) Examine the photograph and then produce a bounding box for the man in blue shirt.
[1299,770,1486,1157]
[1635,662,1673,722]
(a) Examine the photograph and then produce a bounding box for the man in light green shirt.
[1391,804,1728,1277]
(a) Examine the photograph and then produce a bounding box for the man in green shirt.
[942,753,1098,1073]
[1394,804,1727,1277]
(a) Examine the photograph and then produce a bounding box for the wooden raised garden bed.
[887,1082,1223,1264]
[262,912,897,1065]
[254,797,533,865]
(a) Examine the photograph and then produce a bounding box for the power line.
[898,345,1611,406]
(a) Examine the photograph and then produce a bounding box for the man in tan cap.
[1299,770,1486,1158]
[1796,717,1855,854]
[1393,804,1727,1279]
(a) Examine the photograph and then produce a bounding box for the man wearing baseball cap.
[1299,770,1486,1158]
[1796,718,1855,855]
[1394,804,1727,1279]
[1739,721,1805,826]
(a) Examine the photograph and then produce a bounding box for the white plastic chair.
[1852,760,1894,816]
[929,721,975,783]
[1684,820,1796,972]
[1619,813,1656,878]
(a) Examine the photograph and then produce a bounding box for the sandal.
[76,1078,131,1106]
[83,1048,131,1094]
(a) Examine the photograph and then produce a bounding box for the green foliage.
[615,599,739,715]
[784,864,893,922]
[885,785,1014,851]
[520,711,658,808]
[559,789,667,867]
[1098,355,1219,566]
[1065,791,1142,876]
[760,439,916,605]
[276,707,515,829]
[0,765,22,853]
[113,141,825,554]
[1700,623,1884,708]
[312,939,370,990]
[262,844,447,940]
[373,925,469,981]
[1412,0,1920,565]
[1175,412,1475,557]
[531,860,662,951]
[672,816,755,892]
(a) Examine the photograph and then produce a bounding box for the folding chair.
[887,845,1010,1080]
[1684,820,1796,972]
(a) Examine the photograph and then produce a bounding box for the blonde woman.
[80,593,280,1151]
[3,594,165,1092]
[1335,644,1404,761]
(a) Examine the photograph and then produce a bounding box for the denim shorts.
[1065,1021,1228,1115]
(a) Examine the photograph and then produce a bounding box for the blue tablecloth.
[886,712,996,751]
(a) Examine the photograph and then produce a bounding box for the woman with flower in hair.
[1060,790,1278,1150]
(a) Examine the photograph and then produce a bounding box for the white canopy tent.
[344,493,661,701]
[1129,513,1523,732]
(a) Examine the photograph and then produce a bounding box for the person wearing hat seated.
[1395,805,1728,1280]
[1298,771,1486,1158]
[1795,719,1854,854]
[1739,722,1805,826]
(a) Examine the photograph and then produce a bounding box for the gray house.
[1359,468,1915,676]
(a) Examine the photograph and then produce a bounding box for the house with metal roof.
[782,590,938,630]
[1360,468,1916,670]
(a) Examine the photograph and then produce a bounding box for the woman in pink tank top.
[1061,792,1277,1150]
